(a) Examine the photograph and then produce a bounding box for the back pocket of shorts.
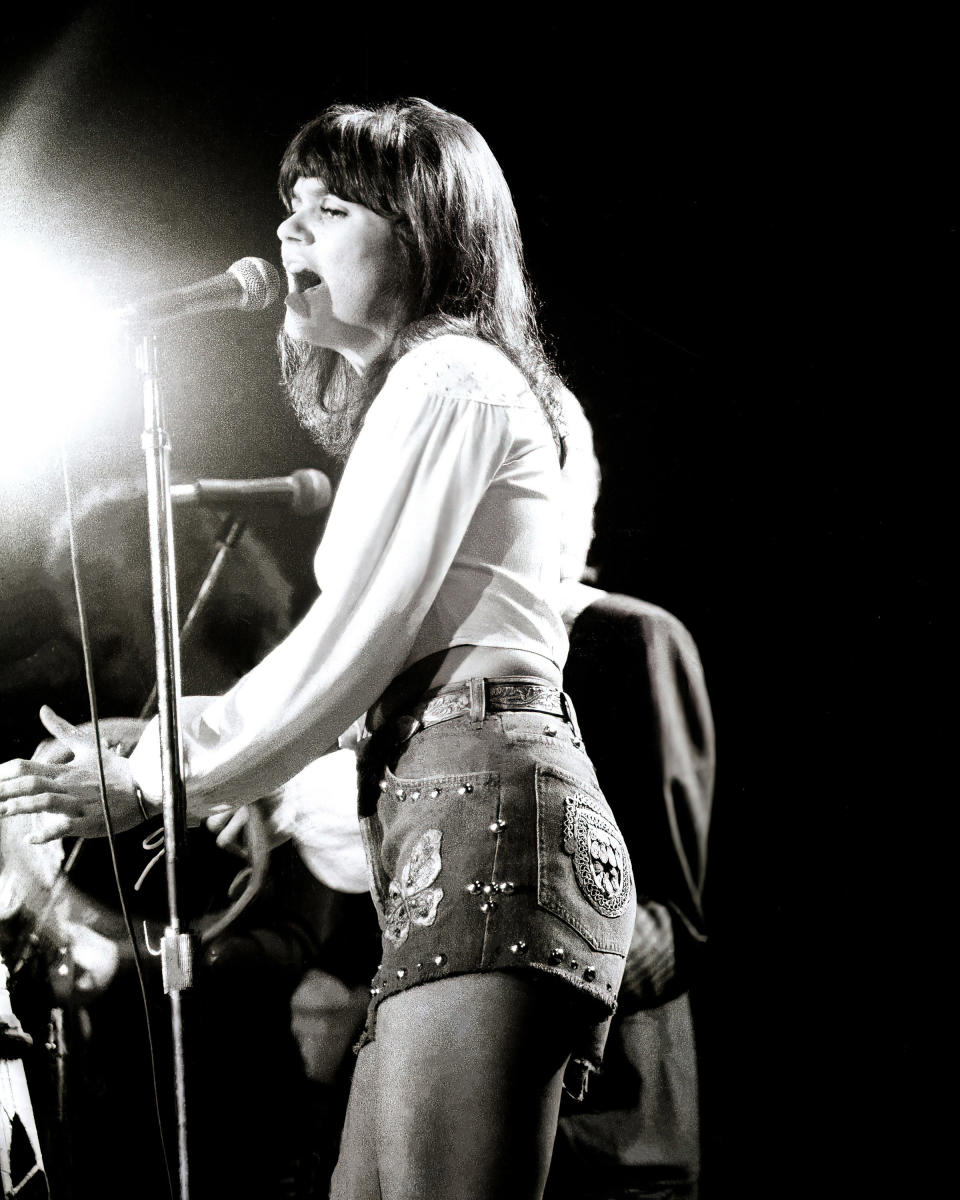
[535,763,634,954]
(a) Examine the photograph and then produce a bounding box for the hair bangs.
[278,106,402,218]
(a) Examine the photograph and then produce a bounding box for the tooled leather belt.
[405,678,566,734]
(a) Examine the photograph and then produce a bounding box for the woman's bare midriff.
[370,645,562,730]
[411,644,562,690]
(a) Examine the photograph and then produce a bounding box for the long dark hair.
[277,97,566,459]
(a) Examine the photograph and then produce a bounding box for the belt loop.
[560,690,582,742]
[469,676,486,727]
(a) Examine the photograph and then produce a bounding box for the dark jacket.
[548,592,714,1199]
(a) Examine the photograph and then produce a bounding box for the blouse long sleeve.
[128,339,527,817]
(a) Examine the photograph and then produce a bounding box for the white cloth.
[266,579,609,896]
[559,580,609,632]
[263,748,368,893]
[130,334,566,817]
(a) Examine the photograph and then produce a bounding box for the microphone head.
[228,257,283,312]
[290,468,334,516]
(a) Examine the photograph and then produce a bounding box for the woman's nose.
[277,211,306,242]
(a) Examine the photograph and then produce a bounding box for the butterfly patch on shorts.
[383,828,445,946]
[563,796,631,918]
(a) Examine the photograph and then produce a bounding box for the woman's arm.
[139,348,519,816]
[2,340,532,836]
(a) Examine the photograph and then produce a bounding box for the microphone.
[115,257,282,327]
[170,469,332,516]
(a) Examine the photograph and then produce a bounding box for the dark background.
[1,6,949,1197]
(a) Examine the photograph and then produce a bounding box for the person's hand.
[33,716,148,765]
[205,806,253,857]
[205,795,289,859]
[0,706,143,843]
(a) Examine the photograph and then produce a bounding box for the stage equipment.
[115,258,281,328]
[1,953,49,1199]
[170,468,332,515]
[122,258,281,1197]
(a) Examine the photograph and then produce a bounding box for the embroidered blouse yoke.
[129,334,567,815]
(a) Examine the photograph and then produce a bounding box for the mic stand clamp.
[160,930,195,995]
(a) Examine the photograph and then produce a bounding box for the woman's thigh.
[332,971,572,1200]
[331,1041,381,1200]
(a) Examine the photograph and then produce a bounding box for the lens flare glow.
[0,237,126,481]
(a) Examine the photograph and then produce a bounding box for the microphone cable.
[58,445,176,1200]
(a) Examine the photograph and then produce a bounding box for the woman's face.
[277,176,406,367]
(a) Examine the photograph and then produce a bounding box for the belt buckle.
[422,688,472,728]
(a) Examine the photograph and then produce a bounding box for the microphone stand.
[134,330,192,1200]
[139,514,247,720]
[12,517,249,981]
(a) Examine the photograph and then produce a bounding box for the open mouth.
[291,268,323,292]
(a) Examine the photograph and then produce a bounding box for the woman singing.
[0,98,636,1199]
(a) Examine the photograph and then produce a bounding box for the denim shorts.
[354,676,637,1089]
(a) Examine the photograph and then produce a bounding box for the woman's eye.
[321,206,347,218]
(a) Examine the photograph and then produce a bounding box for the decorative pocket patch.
[383,828,444,946]
[563,795,631,919]
[536,765,634,954]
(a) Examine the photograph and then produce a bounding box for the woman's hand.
[0,706,144,843]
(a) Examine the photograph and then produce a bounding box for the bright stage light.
[0,237,126,481]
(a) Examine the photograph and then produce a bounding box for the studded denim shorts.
[354,676,637,1089]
